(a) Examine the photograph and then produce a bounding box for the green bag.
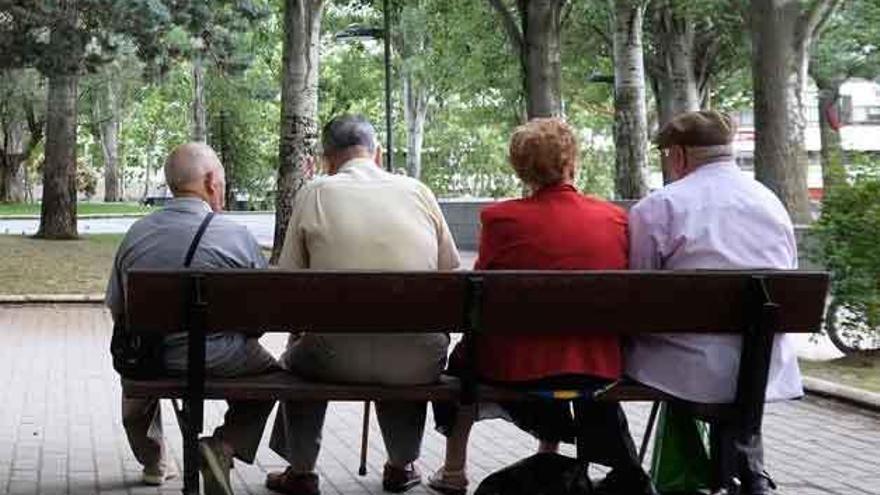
[650,403,712,494]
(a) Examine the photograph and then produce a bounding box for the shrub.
[813,156,880,346]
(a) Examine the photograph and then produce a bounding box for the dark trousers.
[710,418,769,494]
[574,401,644,474]
[674,403,769,494]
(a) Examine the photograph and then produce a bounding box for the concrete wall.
[439,198,822,270]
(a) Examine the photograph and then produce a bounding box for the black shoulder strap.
[184,212,215,268]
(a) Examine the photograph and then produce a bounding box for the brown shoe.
[265,467,320,495]
[383,463,422,493]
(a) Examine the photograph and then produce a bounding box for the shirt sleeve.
[105,253,124,323]
[248,234,269,269]
[277,186,311,269]
[628,197,666,270]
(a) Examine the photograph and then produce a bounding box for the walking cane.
[358,400,371,476]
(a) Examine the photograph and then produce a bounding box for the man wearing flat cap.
[625,110,802,494]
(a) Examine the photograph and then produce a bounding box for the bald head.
[164,143,226,211]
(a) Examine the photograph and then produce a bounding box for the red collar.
[534,183,577,196]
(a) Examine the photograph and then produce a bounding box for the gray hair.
[321,114,378,154]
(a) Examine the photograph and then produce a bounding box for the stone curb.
[803,375,880,412]
[0,294,105,304]
[0,213,147,220]
[0,211,275,221]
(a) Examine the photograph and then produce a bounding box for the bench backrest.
[125,269,829,336]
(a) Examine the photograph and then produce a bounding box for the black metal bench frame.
[121,269,828,495]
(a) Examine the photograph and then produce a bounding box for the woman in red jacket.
[429,119,654,495]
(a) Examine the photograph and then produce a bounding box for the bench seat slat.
[123,373,463,402]
[121,374,679,404]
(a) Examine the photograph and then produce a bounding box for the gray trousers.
[269,333,449,471]
[122,337,278,469]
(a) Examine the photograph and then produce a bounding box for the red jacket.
[475,184,628,382]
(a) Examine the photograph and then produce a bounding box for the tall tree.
[611,0,648,199]
[0,0,172,237]
[809,0,880,190]
[38,1,81,238]
[487,0,565,119]
[750,0,842,224]
[272,0,324,263]
[0,69,44,203]
[398,1,430,179]
[83,67,126,202]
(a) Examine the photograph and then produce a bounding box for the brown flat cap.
[654,110,737,148]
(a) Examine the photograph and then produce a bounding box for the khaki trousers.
[122,337,278,468]
[269,333,449,471]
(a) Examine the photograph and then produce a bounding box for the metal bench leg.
[638,401,660,464]
[359,401,371,476]
[182,400,202,494]
[182,274,207,494]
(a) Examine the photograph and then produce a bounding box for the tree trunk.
[612,0,648,200]
[750,0,812,224]
[402,72,428,179]
[522,0,564,118]
[815,76,846,190]
[37,73,78,239]
[0,121,27,203]
[95,82,120,202]
[192,51,207,143]
[652,6,700,126]
[218,110,237,210]
[272,0,324,263]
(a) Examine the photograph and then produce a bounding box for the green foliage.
[813,154,880,339]
[119,64,191,196]
[811,0,880,85]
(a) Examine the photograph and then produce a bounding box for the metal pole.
[383,0,393,172]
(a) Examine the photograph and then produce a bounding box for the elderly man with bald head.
[106,143,277,494]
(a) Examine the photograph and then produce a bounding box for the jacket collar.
[162,197,212,214]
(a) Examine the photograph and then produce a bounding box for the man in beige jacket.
[266,115,460,495]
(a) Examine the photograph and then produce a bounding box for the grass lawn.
[800,351,880,393]
[0,202,152,216]
[0,234,122,295]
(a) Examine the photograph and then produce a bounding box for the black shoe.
[742,471,776,494]
[594,468,657,495]
[383,463,422,493]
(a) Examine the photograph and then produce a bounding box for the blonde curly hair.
[508,118,578,188]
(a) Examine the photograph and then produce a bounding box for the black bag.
[474,453,593,495]
[111,212,215,379]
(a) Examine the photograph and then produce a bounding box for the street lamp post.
[334,0,394,172]
[382,0,393,172]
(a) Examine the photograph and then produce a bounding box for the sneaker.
[142,461,178,486]
[383,463,422,493]
[199,436,234,495]
[427,466,468,495]
[265,467,320,495]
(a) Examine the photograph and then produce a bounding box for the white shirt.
[278,158,460,271]
[625,160,804,403]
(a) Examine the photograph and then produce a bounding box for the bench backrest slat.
[478,271,828,334]
[126,270,828,336]
[127,270,467,334]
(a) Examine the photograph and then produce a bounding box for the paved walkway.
[0,305,877,495]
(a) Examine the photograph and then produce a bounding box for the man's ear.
[204,170,216,195]
[374,146,383,169]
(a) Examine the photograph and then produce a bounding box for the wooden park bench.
[121,269,828,494]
